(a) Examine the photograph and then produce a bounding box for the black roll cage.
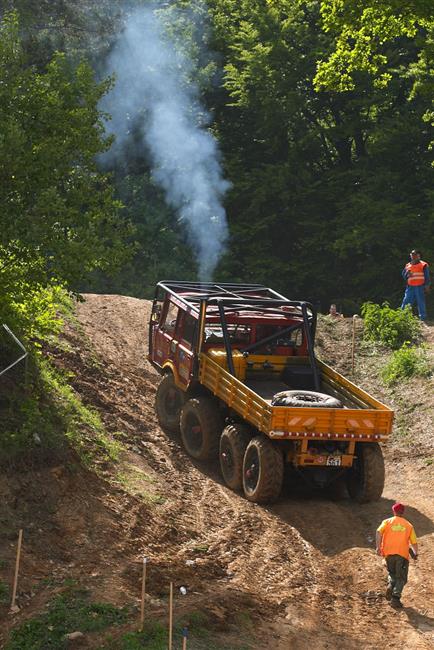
[150,281,320,390]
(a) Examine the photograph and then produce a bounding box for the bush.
[382,343,432,386]
[361,302,421,349]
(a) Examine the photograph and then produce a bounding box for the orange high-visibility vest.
[405,261,428,286]
[378,516,417,560]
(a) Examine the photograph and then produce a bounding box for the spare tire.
[271,390,343,408]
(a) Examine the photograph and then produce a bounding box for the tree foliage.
[207,0,433,308]
[0,12,130,338]
[1,1,433,318]
[314,0,434,91]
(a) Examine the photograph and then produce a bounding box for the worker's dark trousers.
[386,554,409,598]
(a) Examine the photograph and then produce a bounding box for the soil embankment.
[1,294,433,649]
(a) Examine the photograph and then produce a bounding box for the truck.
[148,281,393,504]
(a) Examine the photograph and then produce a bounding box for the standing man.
[401,249,431,321]
[376,502,418,608]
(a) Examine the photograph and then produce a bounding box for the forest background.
[1,0,434,342]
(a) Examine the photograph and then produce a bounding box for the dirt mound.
[1,295,433,649]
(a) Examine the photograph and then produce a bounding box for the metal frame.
[151,281,319,384]
[0,324,28,378]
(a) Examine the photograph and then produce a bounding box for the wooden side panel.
[199,353,394,441]
[199,353,272,433]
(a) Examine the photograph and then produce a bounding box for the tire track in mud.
[72,295,337,631]
[71,295,434,649]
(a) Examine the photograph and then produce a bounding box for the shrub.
[361,302,421,349]
[382,343,432,386]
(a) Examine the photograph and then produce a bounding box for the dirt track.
[1,294,433,649]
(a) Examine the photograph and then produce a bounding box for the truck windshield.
[204,324,251,345]
[255,325,302,348]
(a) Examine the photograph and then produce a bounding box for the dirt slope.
[1,295,433,649]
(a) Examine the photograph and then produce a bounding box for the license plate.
[327,456,341,466]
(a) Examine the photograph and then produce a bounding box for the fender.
[161,361,186,390]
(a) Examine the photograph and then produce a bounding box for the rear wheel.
[242,436,284,503]
[155,373,187,434]
[346,442,385,503]
[180,397,223,461]
[220,423,251,490]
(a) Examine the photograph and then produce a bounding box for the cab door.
[153,298,181,368]
[176,311,197,387]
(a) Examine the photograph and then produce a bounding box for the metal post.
[196,299,207,355]
[217,301,236,377]
[0,325,28,378]
[301,304,320,391]
[351,315,358,374]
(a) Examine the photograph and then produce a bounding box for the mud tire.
[242,436,284,503]
[220,423,252,490]
[155,373,187,434]
[180,397,223,461]
[271,390,342,408]
[346,442,385,503]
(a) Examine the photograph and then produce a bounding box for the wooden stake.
[168,582,174,650]
[139,558,147,632]
[351,315,357,374]
[182,627,188,650]
[11,529,23,611]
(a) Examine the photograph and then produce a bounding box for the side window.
[181,313,197,348]
[162,301,179,334]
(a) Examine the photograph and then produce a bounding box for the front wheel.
[346,442,385,503]
[242,436,284,504]
[180,397,223,461]
[155,373,187,434]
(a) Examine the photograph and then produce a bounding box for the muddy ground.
[0,294,433,649]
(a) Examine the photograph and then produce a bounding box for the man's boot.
[390,596,402,609]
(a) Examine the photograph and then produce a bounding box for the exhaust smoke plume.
[102,5,229,280]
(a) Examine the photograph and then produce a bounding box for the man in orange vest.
[376,502,418,608]
[401,249,431,321]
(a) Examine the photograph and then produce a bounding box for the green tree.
[206,1,433,310]
[0,12,131,337]
[314,0,434,91]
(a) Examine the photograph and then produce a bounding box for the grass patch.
[116,464,165,505]
[192,544,209,554]
[105,612,252,650]
[5,587,129,650]
[0,354,121,467]
[0,579,9,604]
[381,343,432,386]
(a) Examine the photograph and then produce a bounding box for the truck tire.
[271,390,342,408]
[220,423,251,490]
[346,442,385,503]
[155,373,187,434]
[242,436,284,503]
[180,397,223,461]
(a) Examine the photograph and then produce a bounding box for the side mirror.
[152,304,162,322]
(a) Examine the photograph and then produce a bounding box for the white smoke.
[102,5,229,280]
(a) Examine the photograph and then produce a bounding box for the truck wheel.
[155,373,187,434]
[271,390,342,408]
[346,442,385,503]
[180,397,223,461]
[242,436,284,503]
[220,424,251,490]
